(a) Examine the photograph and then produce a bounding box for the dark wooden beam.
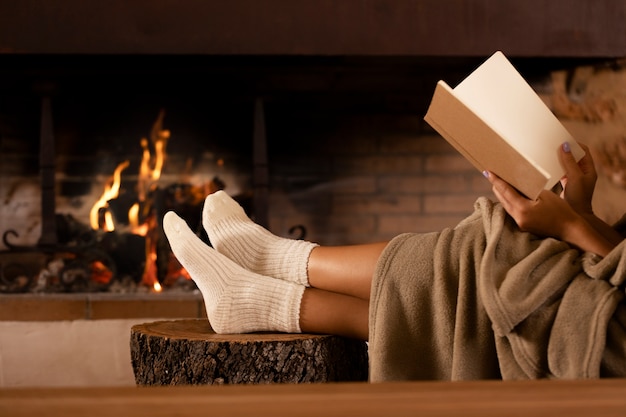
[37,96,57,247]
[0,0,624,58]
[253,98,269,228]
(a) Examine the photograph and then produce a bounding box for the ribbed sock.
[163,211,304,334]
[202,191,317,286]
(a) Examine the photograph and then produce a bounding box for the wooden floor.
[1,378,625,417]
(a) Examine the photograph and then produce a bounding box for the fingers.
[484,170,527,210]
[559,141,596,178]
[576,142,597,177]
[558,141,581,178]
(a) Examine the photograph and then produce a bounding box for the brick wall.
[2,59,626,252]
[266,114,495,246]
[265,60,626,246]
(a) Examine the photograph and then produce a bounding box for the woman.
[163,142,626,381]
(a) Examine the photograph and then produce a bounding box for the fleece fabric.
[368,197,626,381]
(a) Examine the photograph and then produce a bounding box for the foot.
[163,210,304,334]
[202,191,317,286]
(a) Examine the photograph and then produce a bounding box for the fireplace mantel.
[0,0,625,58]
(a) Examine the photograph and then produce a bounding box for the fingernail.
[482,170,490,178]
[562,142,571,153]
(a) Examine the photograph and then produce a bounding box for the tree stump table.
[130,319,369,385]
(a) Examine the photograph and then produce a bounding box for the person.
[163,142,626,381]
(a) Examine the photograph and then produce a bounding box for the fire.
[133,111,171,289]
[137,110,170,203]
[128,203,140,229]
[91,111,170,233]
[90,260,114,285]
[89,160,130,230]
[88,110,194,292]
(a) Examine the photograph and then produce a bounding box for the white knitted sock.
[202,191,317,286]
[163,211,304,334]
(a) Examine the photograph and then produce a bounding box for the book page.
[425,81,551,200]
[453,51,584,188]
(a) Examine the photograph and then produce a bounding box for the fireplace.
[1,0,625,295]
[0,57,264,293]
[1,0,625,387]
[1,53,604,294]
[0,54,483,294]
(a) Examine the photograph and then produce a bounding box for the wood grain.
[2,379,625,417]
[130,319,368,385]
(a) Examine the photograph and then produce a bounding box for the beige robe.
[368,197,626,381]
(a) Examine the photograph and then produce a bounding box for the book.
[424,51,584,200]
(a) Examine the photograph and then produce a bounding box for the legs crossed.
[164,191,387,340]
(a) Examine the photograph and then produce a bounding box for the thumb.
[558,141,583,179]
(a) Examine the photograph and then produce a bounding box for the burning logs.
[130,319,369,385]
[0,212,149,293]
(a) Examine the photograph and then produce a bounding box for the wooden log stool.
[130,319,369,385]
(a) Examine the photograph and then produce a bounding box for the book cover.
[424,51,584,200]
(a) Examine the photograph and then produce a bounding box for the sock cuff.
[268,281,305,333]
[245,279,305,333]
[282,239,318,286]
[211,279,305,334]
[201,190,318,286]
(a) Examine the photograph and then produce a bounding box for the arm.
[486,171,617,257]
[558,142,625,246]
[487,141,623,256]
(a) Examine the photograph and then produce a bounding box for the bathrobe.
[368,197,626,381]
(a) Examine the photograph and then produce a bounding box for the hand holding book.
[424,51,585,200]
[484,143,621,257]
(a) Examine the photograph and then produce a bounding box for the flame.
[141,241,159,289]
[152,138,167,180]
[89,160,130,230]
[137,110,170,203]
[88,110,192,292]
[128,203,140,229]
[132,111,171,289]
[104,212,115,231]
[90,261,114,285]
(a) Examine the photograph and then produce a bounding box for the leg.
[164,210,368,340]
[308,243,388,301]
[300,288,369,340]
[203,190,388,300]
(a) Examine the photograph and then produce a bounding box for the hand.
[486,171,580,241]
[558,141,597,217]
[486,167,620,257]
[559,141,624,247]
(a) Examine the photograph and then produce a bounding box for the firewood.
[130,319,369,385]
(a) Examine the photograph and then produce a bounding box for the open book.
[424,51,584,200]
